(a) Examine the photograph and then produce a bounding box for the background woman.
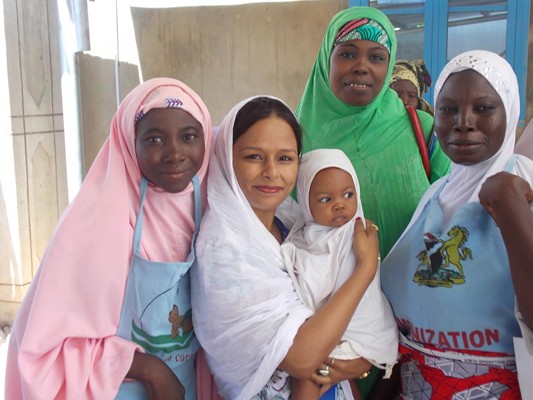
[390,59,434,116]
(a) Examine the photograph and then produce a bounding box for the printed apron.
[115,176,201,399]
[381,157,521,399]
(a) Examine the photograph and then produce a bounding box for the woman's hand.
[308,356,372,394]
[479,172,533,223]
[127,352,185,400]
[281,219,381,378]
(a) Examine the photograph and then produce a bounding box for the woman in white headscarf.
[192,96,380,400]
[380,50,533,399]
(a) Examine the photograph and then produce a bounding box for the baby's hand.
[353,218,380,274]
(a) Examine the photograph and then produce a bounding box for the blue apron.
[115,176,201,399]
[381,157,520,355]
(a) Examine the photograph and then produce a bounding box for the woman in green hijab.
[295,7,450,398]
[295,7,450,261]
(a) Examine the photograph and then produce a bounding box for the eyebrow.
[237,146,298,153]
[438,94,498,102]
[337,42,388,52]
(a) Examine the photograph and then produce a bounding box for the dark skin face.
[329,39,390,106]
[434,69,506,165]
[390,79,419,108]
[135,108,205,193]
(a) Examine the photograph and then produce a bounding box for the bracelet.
[357,370,371,379]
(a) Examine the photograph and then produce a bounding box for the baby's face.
[308,167,358,227]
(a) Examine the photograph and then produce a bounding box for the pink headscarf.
[6,77,212,399]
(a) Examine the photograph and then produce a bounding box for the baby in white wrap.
[282,149,399,399]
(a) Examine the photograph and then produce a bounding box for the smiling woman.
[232,115,299,230]
[294,8,451,396]
[5,78,212,400]
[192,96,378,399]
[135,108,205,193]
[295,6,450,262]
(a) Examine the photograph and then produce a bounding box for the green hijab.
[296,6,405,147]
[296,6,449,257]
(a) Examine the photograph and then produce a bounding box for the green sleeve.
[417,109,451,183]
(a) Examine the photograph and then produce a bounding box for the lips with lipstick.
[255,185,283,194]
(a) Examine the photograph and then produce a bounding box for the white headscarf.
[296,148,364,224]
[282,149,398,371]
[191,96,313,400]
[283,149,364,309]
[433,50,533,223]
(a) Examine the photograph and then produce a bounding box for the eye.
[369,53,386,63]
[437,104,456,114]
[245,153,263,161]
[145,135,164,145]
[182,133,199,143]
[339,50,355,59]
[476,103,496,112]
[318,196,331,203]
[344,192,354,199]
[181,127,202,143]
[279,155,295,162]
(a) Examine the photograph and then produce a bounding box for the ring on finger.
[318,364,330,377]
[329,357,336,367]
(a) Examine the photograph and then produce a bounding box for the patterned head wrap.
[334,17,391,53]
[391,59,432,98]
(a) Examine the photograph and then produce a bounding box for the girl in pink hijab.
[5,77,212,400]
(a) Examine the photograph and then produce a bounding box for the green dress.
[295,6,450,260]
[295,7,450,397]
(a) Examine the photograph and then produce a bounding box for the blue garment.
[115,176,201,399]
[321,386,337,399]
[274,216,290,241]
[381,158,520,354]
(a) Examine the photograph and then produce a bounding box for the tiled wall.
[0,0,67,323]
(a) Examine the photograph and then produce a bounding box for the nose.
[333,201,345,212]
[163,140,186,163]
[350,58,368,74]
[454,108,476,133]
[262,159,279,180]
